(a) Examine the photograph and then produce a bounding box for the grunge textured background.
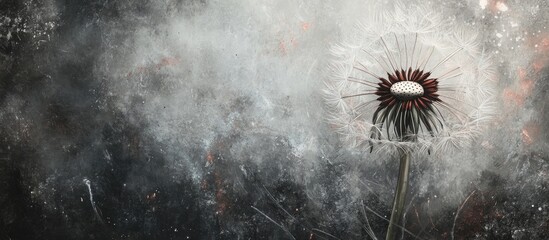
[0,0,548,239]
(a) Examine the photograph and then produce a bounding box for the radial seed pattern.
[323,5,496,153]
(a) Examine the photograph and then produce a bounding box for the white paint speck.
[496,2,509,12]
[479,0,488,9]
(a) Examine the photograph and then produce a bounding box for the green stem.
[385,149,410,240]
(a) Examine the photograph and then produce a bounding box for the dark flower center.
[370,67,443,144]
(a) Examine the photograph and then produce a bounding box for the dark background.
[1,0,549,239]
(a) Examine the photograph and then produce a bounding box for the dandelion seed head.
[323,3,497,154]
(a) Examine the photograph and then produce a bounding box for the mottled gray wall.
[1,0,548,239]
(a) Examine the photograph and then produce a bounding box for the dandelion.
[323,3,496,239]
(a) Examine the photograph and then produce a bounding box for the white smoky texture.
[323,3,497,153]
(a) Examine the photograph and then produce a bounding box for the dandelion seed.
[83,178,104,225]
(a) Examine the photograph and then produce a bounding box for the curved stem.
[385,149,411,240]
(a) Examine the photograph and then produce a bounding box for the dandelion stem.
[385,148,410,240]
